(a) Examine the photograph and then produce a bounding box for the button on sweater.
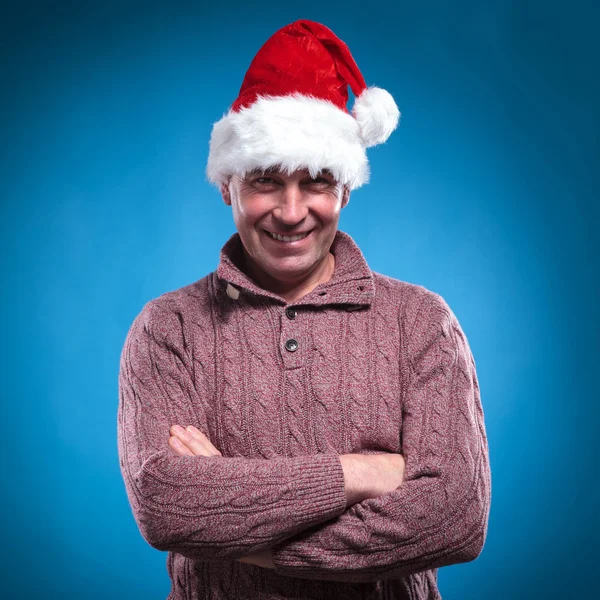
[117,230,492,599]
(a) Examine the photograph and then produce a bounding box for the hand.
[367,452,406,498]
[237,548,275,569]
[340,452,406,505]
[167,424,223,457]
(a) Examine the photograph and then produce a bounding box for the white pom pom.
[352,86,400,148]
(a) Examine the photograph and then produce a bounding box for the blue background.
[2,1,598,598]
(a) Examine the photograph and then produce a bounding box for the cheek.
[321,201,342,223]
[233,196,270,225]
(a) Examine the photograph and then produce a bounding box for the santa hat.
[206,19,400,191]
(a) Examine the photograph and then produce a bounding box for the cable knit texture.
[117,230,491,599]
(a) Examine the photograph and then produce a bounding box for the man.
[117,19,491,600]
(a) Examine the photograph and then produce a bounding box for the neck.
[242,252,335,304]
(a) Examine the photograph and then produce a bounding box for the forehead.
[243,166,335,178]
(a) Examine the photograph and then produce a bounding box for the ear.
[220,181,232,206]
[341,186,350,208]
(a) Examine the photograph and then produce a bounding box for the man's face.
[221,167,349,293]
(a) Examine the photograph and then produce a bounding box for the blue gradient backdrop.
[2,1,598,598]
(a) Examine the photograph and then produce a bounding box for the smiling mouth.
[265,230,312,242]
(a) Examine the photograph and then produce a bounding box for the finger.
[168,435,194,456]
[185,425,222,456]
[170,425,213,457]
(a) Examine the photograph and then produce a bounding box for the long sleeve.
[117,299,347,562]
[270,291,492,582]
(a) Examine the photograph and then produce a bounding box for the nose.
[272,183,309,225]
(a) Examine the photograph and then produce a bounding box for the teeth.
[268,231,310,242]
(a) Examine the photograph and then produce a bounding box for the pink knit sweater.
[117,230,491,599]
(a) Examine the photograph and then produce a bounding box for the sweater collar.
[215,229,374,307]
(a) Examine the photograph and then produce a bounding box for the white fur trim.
[206,94,369,190]
[352,87,400,148]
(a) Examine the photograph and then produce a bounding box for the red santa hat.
[206,19,400,190]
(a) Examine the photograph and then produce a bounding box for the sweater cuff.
[289,453,346,526]
[272,453,346,571]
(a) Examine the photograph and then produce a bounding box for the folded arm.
[168,427,407,568]
[266,292,492,582]
[117,300,347,562]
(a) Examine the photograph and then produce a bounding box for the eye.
[248,177,278,190]
[252,176,280,186]
[305,176,336,188]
